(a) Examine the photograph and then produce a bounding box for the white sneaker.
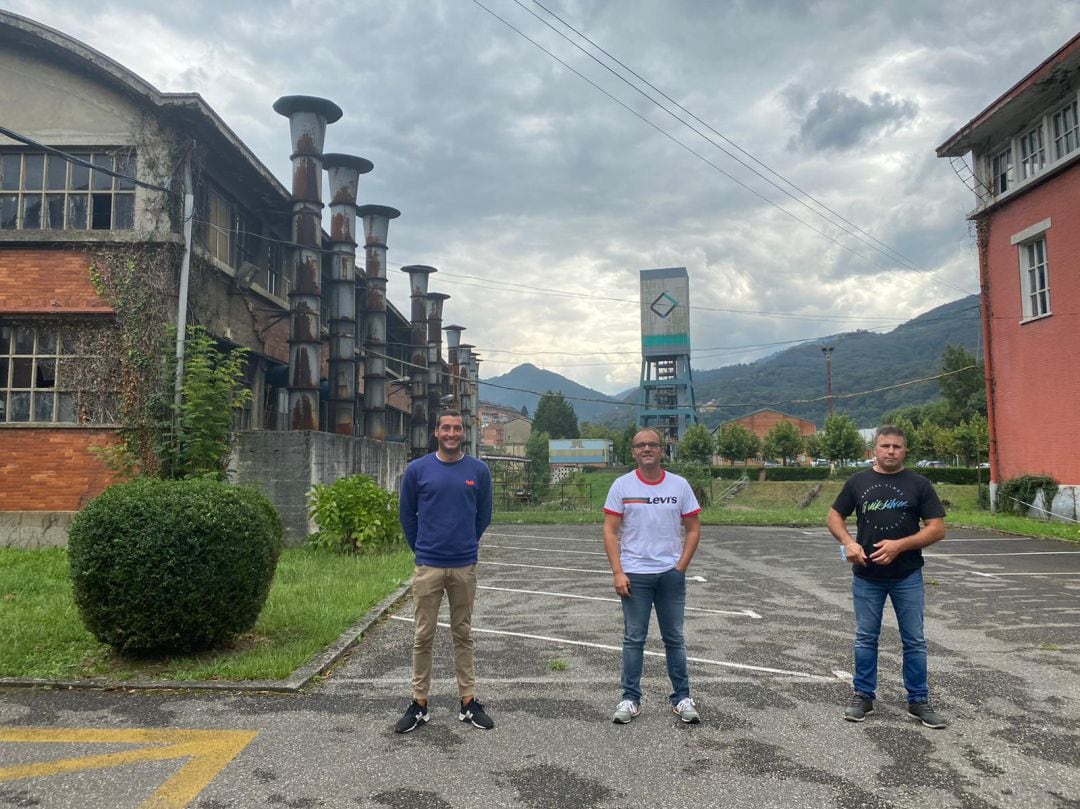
[612,699,641,724]
[673,697,700,724]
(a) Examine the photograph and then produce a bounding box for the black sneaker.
[843,692,875,722]
[908,701,948,729]
[394,700,429,734]
[459,698,495,729]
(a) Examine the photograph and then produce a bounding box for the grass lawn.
[0,546,414,682]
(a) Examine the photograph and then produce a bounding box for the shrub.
[667,463,711,507]
[762,467,832,482]
[997,474,1059,516]
[307,474,403,554]
[68,478,281,655]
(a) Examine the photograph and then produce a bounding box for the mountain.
[478,363,629,424]
[694,295,982,428]
[479,294,982,429]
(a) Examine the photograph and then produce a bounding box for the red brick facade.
[723,409,817,441]
[0,249,112,314]
[980,160,1080,484]
[0,429,120,511]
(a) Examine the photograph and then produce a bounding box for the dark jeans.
[852,569,928,703]
[620,568,689,706]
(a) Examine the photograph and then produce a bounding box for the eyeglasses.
[632,442,662,450]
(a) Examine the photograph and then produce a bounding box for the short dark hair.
[874,424,906,444]
[436,408,463,426]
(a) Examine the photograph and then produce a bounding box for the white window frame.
[1019,123,1045,179]
[1017,234,1051,322]
[1052,98,1079,161]
[990,145,1013,195]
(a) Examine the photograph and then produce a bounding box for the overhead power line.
[526,0,965,293]
[470,0,975,299]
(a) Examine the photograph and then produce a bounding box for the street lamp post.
[822,346,835,416]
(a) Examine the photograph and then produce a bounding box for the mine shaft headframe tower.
[637,267,698,456]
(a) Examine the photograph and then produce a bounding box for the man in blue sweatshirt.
[394,409,494,734]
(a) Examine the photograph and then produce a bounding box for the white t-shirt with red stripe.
[603,469,701,574]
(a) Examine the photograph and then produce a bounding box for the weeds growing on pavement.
[0,546,413,682]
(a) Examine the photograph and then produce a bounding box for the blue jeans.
[621,568,689,706]
[852,569,928,703]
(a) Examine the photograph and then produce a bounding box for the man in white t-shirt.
[603,428,702,725]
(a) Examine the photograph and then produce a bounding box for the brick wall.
[0,429,119,511]
[728,410,817,440]
[984,160,1080,484]
[0,249,112,314]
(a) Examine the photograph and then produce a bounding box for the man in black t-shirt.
[827,425,948,729]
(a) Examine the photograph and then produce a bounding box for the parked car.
[916,460,946,468]
[812,458,831,467]
[978,462,990,469]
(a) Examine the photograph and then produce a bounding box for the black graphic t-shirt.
[832,468,946,580]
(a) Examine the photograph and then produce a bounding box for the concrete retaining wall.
[0,431,408,548]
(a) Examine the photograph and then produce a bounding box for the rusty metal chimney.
[273,95,342,431]
[458,343,474,454]
[444,324,464,410]
[425,291,450,441]
[356,204,401,441]
[401,265,436,459]
[322,153,373,436]
[469,352,482,457]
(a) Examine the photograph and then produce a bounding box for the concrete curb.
[0,581,414,694]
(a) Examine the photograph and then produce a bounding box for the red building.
[937,33,1080,519]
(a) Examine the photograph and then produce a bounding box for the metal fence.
[492,481,593,512]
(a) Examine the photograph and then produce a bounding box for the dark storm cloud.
[788,88,919,152]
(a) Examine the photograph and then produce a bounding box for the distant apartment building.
[937,32,1080,519]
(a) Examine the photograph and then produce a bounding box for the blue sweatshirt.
[399,453,493,567]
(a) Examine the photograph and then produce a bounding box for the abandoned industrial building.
[0,10,479,546]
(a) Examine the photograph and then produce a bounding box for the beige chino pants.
[411,564,477,702]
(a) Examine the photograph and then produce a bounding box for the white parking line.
[485,544,607,556]
[481,560,608,574]
[486,532,599,544]
[477,585,762,618]
[928,551,1080,557]
[390,616,837,681]
[974,571,1080,577]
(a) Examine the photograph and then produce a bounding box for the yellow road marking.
[0,727,258,809]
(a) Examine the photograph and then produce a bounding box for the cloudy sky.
[6,0,1079,393]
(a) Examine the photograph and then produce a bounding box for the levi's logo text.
[623,496,678,505]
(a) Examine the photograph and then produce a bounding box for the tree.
[820,414,864,464]
[949,414,989,466]
[715,423,761,465]
[615,423,638,465]
[939,344,986,422]
[525,430,551,486]
[763,420,803,466]
[803,432,823,460]
[532,391,579,439]
[678,424,714,464]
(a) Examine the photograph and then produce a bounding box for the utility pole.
[822,346,835,417]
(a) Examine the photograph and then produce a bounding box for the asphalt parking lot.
[2,524,1079,808]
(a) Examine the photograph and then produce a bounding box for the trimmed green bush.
[68,478,282,654]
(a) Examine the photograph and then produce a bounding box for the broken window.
[0,149,136,231]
